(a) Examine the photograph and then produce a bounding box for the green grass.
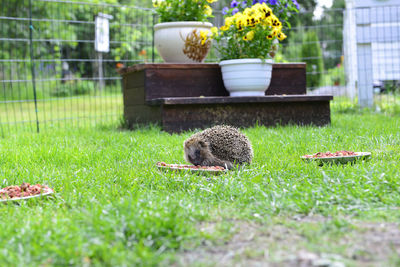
[0,111,399,266]
[2,92,399,135]
[0,94,122,132]
[0,79,121,101]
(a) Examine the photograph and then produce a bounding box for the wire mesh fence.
[344,3,400,112]
[282,8,346,95]
[289,4,399,113]
[0,0,155,135]
[0,1,399,135]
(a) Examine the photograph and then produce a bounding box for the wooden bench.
[119,63,333,133]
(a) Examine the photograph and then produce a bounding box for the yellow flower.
[271,28,279,36]
[271,16,282,27]
[262,16,273,26]
[251,3,262,11]
[247,15,261,28]
[243,7,254,16]
[277,32,287,41]
[204,5,212,16]
[252,3,261,8]
[260,2,271,10]
[266,34,274,40]
[210,27,218,37]
[206,0,217,2]
[220,25,229,31]
[200,30,209,39]
[259,3,272,19]
[243,30,255,41]
[225,17,234,27]
[274,24,283,32]
[235,14,246,31]
[233,11,244,19]
[200,30,210,45]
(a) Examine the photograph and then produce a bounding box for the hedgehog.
[183,125,253,170]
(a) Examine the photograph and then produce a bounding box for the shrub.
[321,63,345,86]
[301,31,324,89]
[51,81,95,97]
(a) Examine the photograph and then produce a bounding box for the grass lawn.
[0,94,122,133]
[0,110,399,266]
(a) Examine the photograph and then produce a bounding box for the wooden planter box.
[119,63,333,133]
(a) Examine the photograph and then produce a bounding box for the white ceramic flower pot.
[219,58,274,96]
[154,21,213,63]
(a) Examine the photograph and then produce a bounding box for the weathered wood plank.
[123,86,145,106]
[118,63,221,75]
[123,105,161,127]
[268,65,306,95]
[145,67,227,99]
[122,70,145,88]
[119,63,307,100]
[118,63,307,75]
[160,101,331,133]
[147,95,332,105]
[119,63,332,133]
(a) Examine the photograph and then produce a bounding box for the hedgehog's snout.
[188,149,203,165]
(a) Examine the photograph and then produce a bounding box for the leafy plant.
[301,30,324,88]
[329,64,345,86]
[51,81,96,97]
[152,0,218,23]
[222,0,299,30]
[211,2,287,60]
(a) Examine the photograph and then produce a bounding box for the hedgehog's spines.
[183,125,253,169]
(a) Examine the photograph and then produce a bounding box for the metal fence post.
[29,0,40,133]
[152,13,156,63]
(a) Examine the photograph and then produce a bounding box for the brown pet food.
[303,151,357,158]
[157,162,226,171]
[0,183,52,199]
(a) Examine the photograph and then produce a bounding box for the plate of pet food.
[301,151,371,165]
[0,183,54,202]
[156,162,227,175]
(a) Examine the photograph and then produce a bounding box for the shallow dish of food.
[0,183,54,202]
[301,151,371,165]
[156,162,227,175]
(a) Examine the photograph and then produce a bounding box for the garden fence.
[1,0,155,135]
[0,0,399,135]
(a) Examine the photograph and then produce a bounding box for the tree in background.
[317,0,345,70]
[301,30,324,88]
[0,0,156,99]
[287,0,317,28]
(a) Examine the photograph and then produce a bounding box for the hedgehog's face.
[184,138,211,166]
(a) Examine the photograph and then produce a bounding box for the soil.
[174,216,400,267]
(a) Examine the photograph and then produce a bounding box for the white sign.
[95,13,113,52]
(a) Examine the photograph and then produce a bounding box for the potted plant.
[222,0,299,26]
[152,0,217,63]
[210,1,296,96]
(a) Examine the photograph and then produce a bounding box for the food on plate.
[0,183,52,200]
[302,151,357,158]
[157,162,226,171]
